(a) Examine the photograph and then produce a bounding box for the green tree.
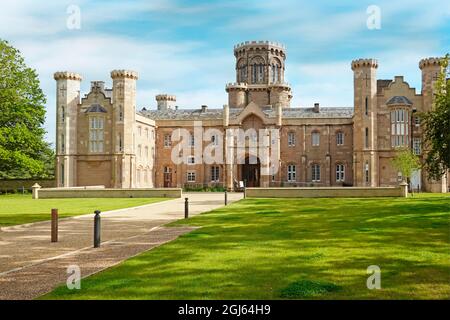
[0,39,54,179]
[391,148,421,183]
[421,54,450,180]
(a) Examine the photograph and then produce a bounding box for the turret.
[351,59,378,187]
[156,94,177,111]
[111,69,138,187]
[226,41,292,108]
[419,57,443,112]
[54,71,82,187]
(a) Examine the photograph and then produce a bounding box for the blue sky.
[1,0,449,145]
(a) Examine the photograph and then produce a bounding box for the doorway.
[241,157,260,187]
[163,166,172,187]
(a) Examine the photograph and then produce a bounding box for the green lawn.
[0,194,167,226]
[43,194,450,300]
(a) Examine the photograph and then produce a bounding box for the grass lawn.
[0,194,167,227]
[43,194,449,300]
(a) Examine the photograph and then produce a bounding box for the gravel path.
[0,192,243,300]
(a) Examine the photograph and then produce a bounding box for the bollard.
[94,210,101,248]
[224,190,228,206]
[51,209,58,242]
[184,198,189,219]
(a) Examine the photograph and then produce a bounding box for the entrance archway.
[241,156,260,187]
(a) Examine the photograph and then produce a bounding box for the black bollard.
[224,189,228,206]
[94,210,101,248]
[184,198,189,219]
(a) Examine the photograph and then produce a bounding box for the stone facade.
[54,41,449,192]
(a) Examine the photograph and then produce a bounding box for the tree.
[0,39,54,179]
[421,54,450,180]
[391,148,421,183]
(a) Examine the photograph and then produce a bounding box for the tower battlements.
[110,70,139,80]
[419,57,443,69]
[351,59,378,70]
[54,71,82,81]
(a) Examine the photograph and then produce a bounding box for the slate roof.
[139,106,354,120]
[85,104,107,113]
[386,96,413,106]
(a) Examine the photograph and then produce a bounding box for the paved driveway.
[0,192,243,299]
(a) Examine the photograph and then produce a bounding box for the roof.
[138,106,354,120]
[386,96,413,106]
[85,104,107,113]
[377,79,392,94]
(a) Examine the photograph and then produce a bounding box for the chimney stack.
[313,103,320,113]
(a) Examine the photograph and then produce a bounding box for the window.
[365,97,369,116]
[365,162,370,184]
[413,138,421,155]
[145,146,148,159]
[60,163,65,185]
[61,106,65,123]
[118,105,123,121]
[239,65,247,82]
[164,134,171,147]
[391,109,409,147]
[137,169,141,185]
[288,132,296,147]
[211,134,219,146]
[145,128,149,139]
[312,132,320,146]
[189,134,195,147]
[187,172,196,182]
[151,147,155,158]
[211,166,220,182]
[336,132,344,146]
[118,134,123,152]
[60,134,65,153]
[138,145,142,157]
[287,165,296,182]
[312,164,321,182]
[89,117,104,153]
[414,116,420,126]
[144,169,148,183]
[336,164,345,182]
[138,126,142,136]
[252,63,264,83]
[187,155,195,165]
[365,128,369,148]
[152,129,155,140]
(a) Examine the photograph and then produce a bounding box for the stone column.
[399,181,408,198]
[32,183,41,199]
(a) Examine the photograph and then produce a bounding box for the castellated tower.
[156,94,177,111]
[419,57,443,113]
[226,41,292,108]
[111,70,139,188]
[419,57,447,192]
[351,59,379,187]
[54,71,82,187]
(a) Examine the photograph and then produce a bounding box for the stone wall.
[33,187,182,199]
[245,186,407,198]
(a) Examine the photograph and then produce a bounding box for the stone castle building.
[54,41,448,192]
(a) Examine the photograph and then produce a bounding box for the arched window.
[61,106,65,123]
[365,128,369,148]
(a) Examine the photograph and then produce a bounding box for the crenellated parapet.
[110,69,139,80]
[156,94,177,102]
[54,71,82,81]
[234,40,286,54]
[419,57,443,69]
[225,83,247,91]
[351,59,378,70]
